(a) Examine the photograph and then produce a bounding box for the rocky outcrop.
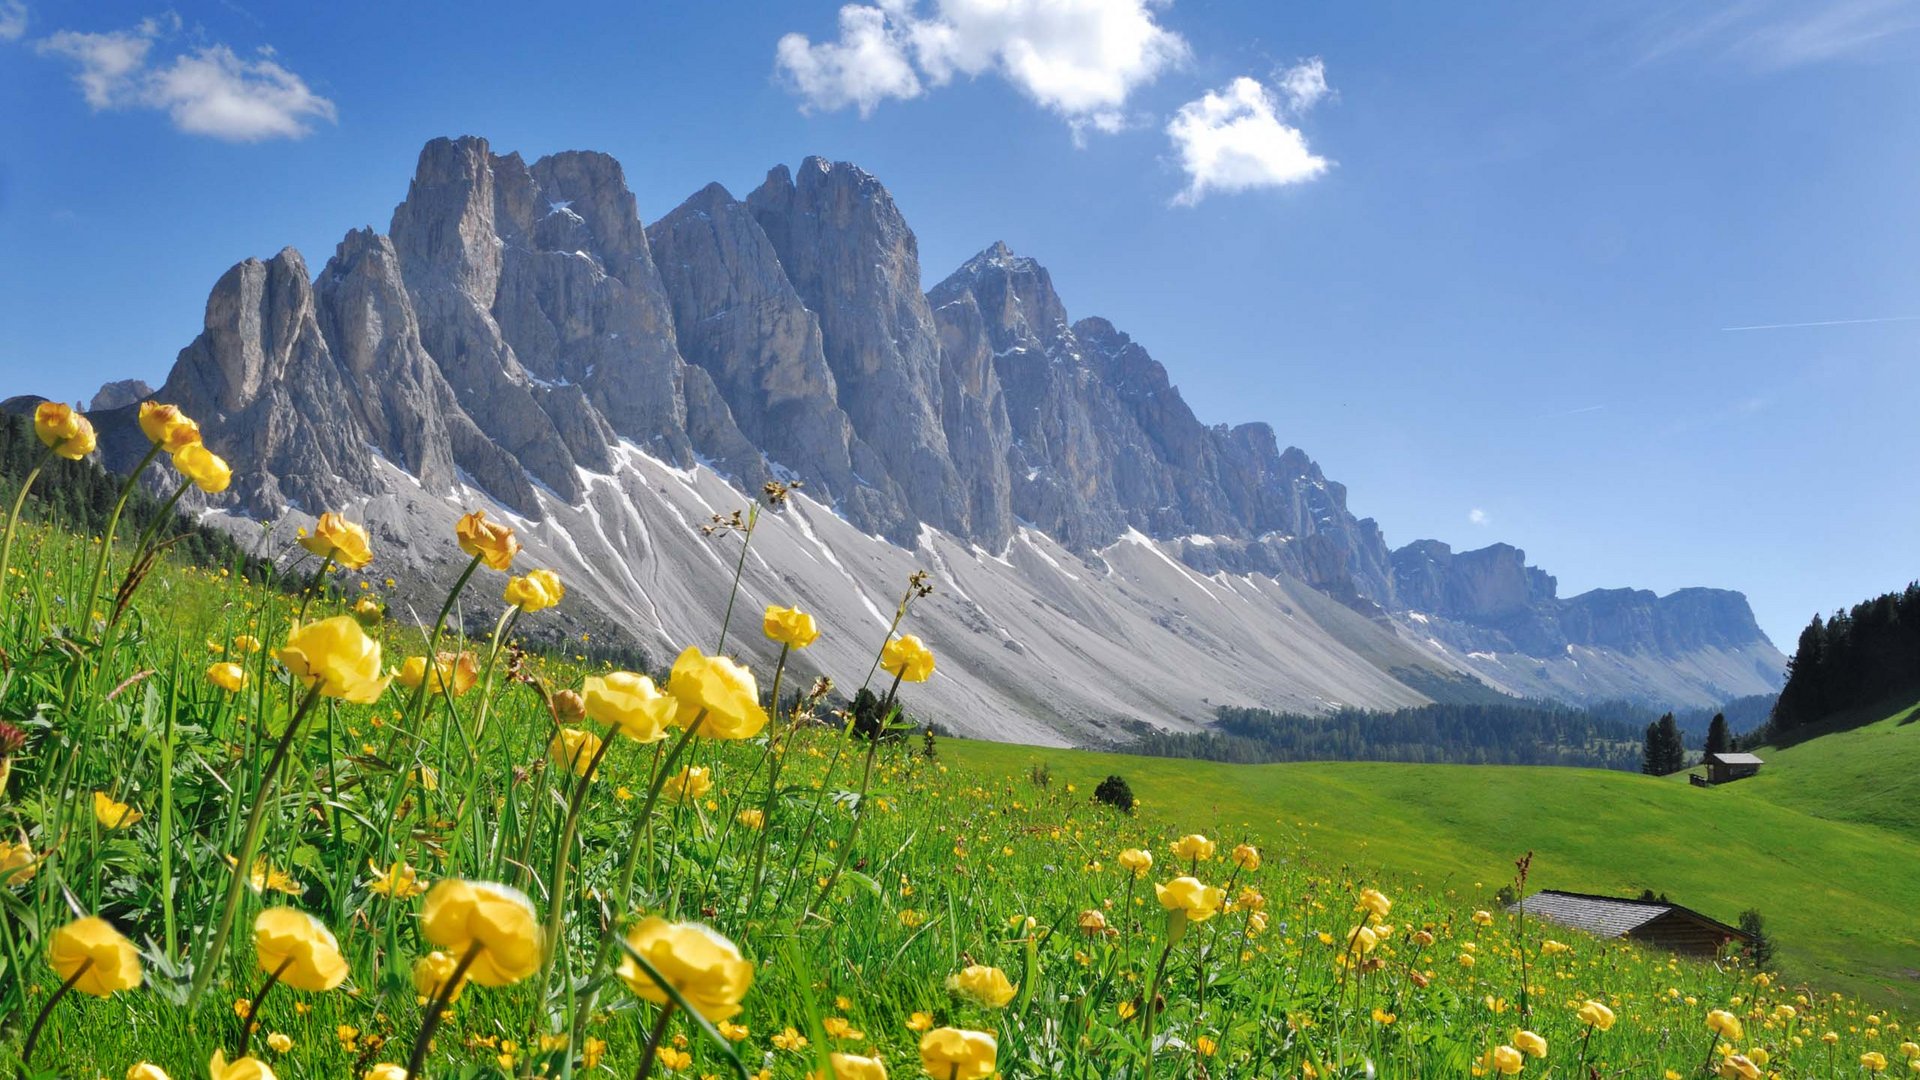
[104,135,1783,725]
[89,379,153,412]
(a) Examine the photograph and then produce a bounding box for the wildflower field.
[1,400,1916,1079]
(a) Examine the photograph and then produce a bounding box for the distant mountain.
[72,135,1781,741]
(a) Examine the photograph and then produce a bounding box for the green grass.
[1729,701,1920,841]
[946,726,1920,1008]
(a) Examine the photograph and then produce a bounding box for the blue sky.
[2,0,1916,648]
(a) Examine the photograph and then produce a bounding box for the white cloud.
[1641,0,1920,70]
[1468,508,1489,526]
[1165,75,1329,206]
[1276,57,1329,113]
[776,0,1188,134]
[35,16,335,141]
[0,1,29,41]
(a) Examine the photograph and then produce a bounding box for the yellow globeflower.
[171,442,232,493]
[1901,1042,1920,1059]
[208,662,248,693]
[616,917,754,1022]
[918,1028,996,1080]
[549,727,604,777]
[1230,843,1261,871]
[736,808,766,830]
[1117,848,1154,875]
[364,1067,408,1080]
[395,651,480,698]
[1718,1055,1761,1080]
[1154,876,1225,922]
[1485,1045,1523,1075]
[1707,1009,1744,1042]
[1357,888,1392,918]
[947,964,1017,1009]
[0,839,39,886]
[812,1052,887,1080]
[48,915,143,996]
[1345,925,1379,957]
[879,634,936,682]
[668,647,768,739]
[253,908,349,992]
[763,605,821,648]
[298,513,374,570]
[413,950,466,1003]
[455,509,521,571]
[1514,1030,1548,1058]
[504,568,564,612]
[419,880,542,987]
[367,860,427,899]
[1577,1001,1616,1030]
[663,765,713,804]
[278,616,390,704]
[583,671,678,742]
[1171,834,1215,862]
[93,791,142,829]
[1863,1053,1889,1073]
[138,402,201,451]
[1472,909,1494,926]
[34,402,97,459]
[127,1063,173,1080]
[208,1050,277,1080]
[1077,909,1110,936]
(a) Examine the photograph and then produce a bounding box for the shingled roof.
[1509,889,1750,951]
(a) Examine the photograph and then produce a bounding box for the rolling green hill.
[946,709,1920,1007]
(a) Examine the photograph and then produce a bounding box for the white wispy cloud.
[0,1,29,42]
[35,14,336,141]
[1641,0,1920,69]
[1165,73,1330,206]
[776,0,1188,135]
[1468,508,1489,526]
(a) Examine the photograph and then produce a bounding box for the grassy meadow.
[2,401,1917,1080]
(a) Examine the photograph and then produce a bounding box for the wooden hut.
[1703,752,1765,785]
[1509,890,1750,959]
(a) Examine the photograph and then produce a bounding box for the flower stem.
[714,506,759,653]
[0,446,55,620]
[632,1002,678,1080]
[79,442,161,635]
[405,943,485,1079]
[235,958,293,1060]
[19,957,91,1070]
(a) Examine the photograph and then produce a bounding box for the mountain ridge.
[59,134,1782,739]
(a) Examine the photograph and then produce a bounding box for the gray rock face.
[113,135,1785,726]
[90,379,153,412]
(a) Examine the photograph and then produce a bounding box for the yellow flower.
[254,908,349,991]
[208,1050,277,1080]
[1171,834,1215,861]
[93,790,142,829]
[772,1028,810,1052]
[0,840,39,887]
[737,808,766,830]
[616,917,754,1022]
[352,595,383,623]
[364,1067,408,1080]
[947,964,1017,1008]
[812,1052,887,1080]
[1863,1053,1889,1073]
[1901,1042,1920,1059]
[34,401,97,459]
[298,513,374,569]
[879,634,936,682]
[265,1033,293,1054]
[504,568,564,612]
[1472,909,1494,926]
[1577,1001,1616,1031]
[1485,1045,1523,1075]
[218,856,301,896]
[655,1047,690,1071]
[278,616,390,704]
[1231,843,1261,870]
[171,442,232,493]
[367,860,427,898]
[1118,848,1154,875]
[48,915,143,996]
[1155,876,1225,922]
[139,402,201,451]
[550,727,604,777]
[127,1064,173,1080]
[419,880,543,986]
[718,1022,750,1042]
[208,662,248,693]
[413,950,466,1003]
[1357,888,1392,918]
[668,647,768,739]
[823,1017,864,1040]
[456,509,521,571]
[1077,909,1110,936]
[396,651,480,698]
[918,1028,996,1080]
[1513,1030,1547,1058]
[1718,1055,1761,1080]
[663,765,713,803]
[1708,1009,1745,1042]
[763,605,821,648]
[583,671,678,743]
[907,1012,934,1032]
[1196,1035,1218,1056]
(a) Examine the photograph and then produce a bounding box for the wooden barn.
[1509,890,1751,958]
[1703,751,1765,785]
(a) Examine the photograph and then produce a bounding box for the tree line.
[1767,582,1920,741]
